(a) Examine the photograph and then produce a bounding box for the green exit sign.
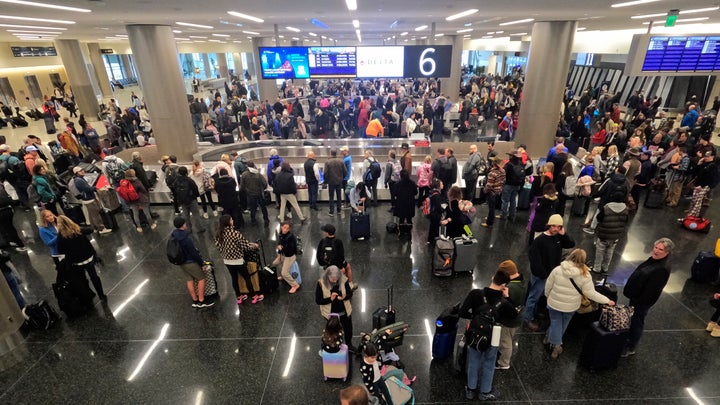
[666,9,679,27]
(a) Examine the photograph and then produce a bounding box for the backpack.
[174,177,193,205]
[117,179,139,202]
[164,166,179,189]
[390,160,401,182]
[27,181,39,204]
[423,189,440,217]
[319,238,339,267]
[105,159,127,185]
[607,182,627,203]
[68,177,82,199]
[464,293,499,351]
[364,159,382,183]
[166,237,186,265]
[563,175,578,197]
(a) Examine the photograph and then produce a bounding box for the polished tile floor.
[1,192,720,404]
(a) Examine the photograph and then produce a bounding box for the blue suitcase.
[350,212,370,240]
[432,329,457,360]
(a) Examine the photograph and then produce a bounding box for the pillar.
[86,43,113,97]
[0,274,26,371]
[487,54,497,75]
[232,52,243,74]
[126,24,197,161]
[53,39,100,120]
[202,54,211,79]
[216,53,229,79]
[121,54,134,80]
[445,35,463,101]
[252,37,279,102]
[515,21,577,155]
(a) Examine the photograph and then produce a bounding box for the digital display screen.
[308,46,356,78]
[403,45,452,77]
[11,46,57,57]
[642,36,720,72]
[356,46,405,78]
[259,47,310,79]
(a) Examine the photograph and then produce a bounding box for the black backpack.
[166,237,186,265]
[364,159,382,183]
[174,177,194,205]
[165,166,179,189]
[464,293,500,351]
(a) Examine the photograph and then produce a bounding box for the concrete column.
[232,52,243,74]
[201,54,210,79]
[252,37,279,102]
[487,54,497,75]
[126,24,197,161]
[86,43,113,97]
[0,273,26,372]
[216,53,229,79]
[515,21,577,154]
[53,39,100,120]
[120,54,134,80]
[445,35,463,101]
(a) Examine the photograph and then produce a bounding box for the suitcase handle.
[387,285,393,312]
[256,239,270,267]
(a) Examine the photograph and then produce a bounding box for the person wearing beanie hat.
[496,260,528,370]
[523,213,575,332]
[316,223,357,290]
[169,216,214,308]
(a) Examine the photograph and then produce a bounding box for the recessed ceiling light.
[174,37,190,41]
[308,32,317,36]
[680,6,720,14]
[242,30,259,35]
[481,35,493,39]
[321,35,327,39]
[346,0,357,11]
[464,34,472,37]
[420,36,427,39]
[291,36,300,40]
[193,40,206,43]
[499,18,534,26]
[173,30,182,33]
[509,32,527,36]
[577,27,587,31]
[630,13,665,19]
[487,31,495,35]
[415,25,427,31]
[446,9,478,21]
[434,33,444,37]
[176,22,213,29]
[495,31,504,34]
[189,36,207,39]
[0,23,66,30]
[352,20,359,28]
[456,28,473,33]
[212,33,230,37]
[0,15,74,24]
[464,23,472,27]
[7,29,59,34]
[233,40,242,43]
[208,39,222,42]
[278,35,285,38]
[0,0,90,13]
[400,31,408,36]
[286,26,300,32]
[611,0,660,7]
[227,11,264,23]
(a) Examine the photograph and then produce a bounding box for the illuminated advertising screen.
[356,46,404,78]
[259,47,310,79]
[308,46,356,78]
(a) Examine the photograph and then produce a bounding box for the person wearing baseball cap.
[496,259,528,370]
[23,145,40,177]
[316,223,357,290]
[523,214,575,332]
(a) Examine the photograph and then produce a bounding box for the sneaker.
[192,300,200,308]
[465,387,476,400]
[550,344,563,359]
[479,391,498,401]
[213,210,218,217]
[707,321,718,332]
[328,212,334,217]
[495,214,503,219]
[620,348,636,357]
[150,223,157,230]
[202,212,209,219]
[198,301,215,308]
[136,227,143,233]
[15,246,28,252]
[98,228,113,234]
[711,328,720,337]
[236,295,248,304]
[481,222,492,228]
[289,284,300,294]
[495,363,510,370]
[251,295,264,304]
[583,228,595,235]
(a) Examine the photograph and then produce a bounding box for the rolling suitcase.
[257,239,279,294]
[350,212,370,240]
[10,116,28,127]
[579,321,628,371]
[193,262,219,300]
[453,236,478,273]
[432,304,460,360]
[433,237,455,277]
[97,188,121,213]
[690,251,720,283]
[372,286,397,330]
[220,132,234,144]
[517,183,531,210]
[571,195,588,216]
[52,259,95,317]
[322,345,349,381]
[99,209,118,231]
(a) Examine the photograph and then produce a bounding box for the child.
[321,314,345,353]
[360,343,393,405]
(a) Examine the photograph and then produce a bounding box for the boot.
[706,321,718,332]
[550,344,563,359]
[712,328,720,338]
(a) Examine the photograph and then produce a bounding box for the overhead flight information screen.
[642,36,720,72]
[308,46,356,78]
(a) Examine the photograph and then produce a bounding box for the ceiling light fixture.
[0,23,66,30]
[286,26,300,32]
[446,8,478,21]
[0,15,74,24]
[188,35,207,38]
[642,17,710,24]
[308,32,317,36]
[680,6,720,14]
[346,0,357,11]
[456,28,473,33]
[630,13,665,19]
[464,23,472,27]
[509,32,527,36]
[7,29,61,34]
[390,20,399,29]
[499,18,534,26]
[415,25,427,31]
[577,27,586,31]
[174,37,190,41]
[226,11,264,23]
[0,0,90,13]
[212,33,229,37]
[356,29,361,42]
[611,0,660,7]
[352,19,359,28]
[173,30,182,33]
[208,39,222,42]
[291,36,299,40]
[434,33,444,37]
[420,36,427,39]
[495,31,504,34]
[242,30,259,35]
[321,35,327,39]
[400,31,408,36]
[176,22,214,29]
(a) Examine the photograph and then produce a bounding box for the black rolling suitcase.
[10,116,28,127]
[220,132,234,144]
[579,321,628,371]
[53,259,95,317]
[372,286,397,330]
[350,211,370,240]
[99,208,118,231]
[571,195,588,216]
[691,251,720,283]
[257,239,279,294]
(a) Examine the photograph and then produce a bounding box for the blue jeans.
[524,275,547,322]
[547,307,574,345]
[501,184,521,218]
[467,345,498,393]
[626,302,650,350]
[3,270,26,309]
[307,182,319,209]
[328,184,342,213]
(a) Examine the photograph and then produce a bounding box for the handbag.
[569,278,594,314]
[599,305,634,331]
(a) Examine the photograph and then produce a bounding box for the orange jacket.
[366,119,384,137]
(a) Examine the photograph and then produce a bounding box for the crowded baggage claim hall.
[1,0,720,403]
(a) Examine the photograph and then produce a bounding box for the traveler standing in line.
[399,143,413,176]
[462,144,485,202]
[340,146,353,208]
[591,192,629,274]
[394,170,418,229]
[169,217,214,308]
[316,223,357,290]
[215,168,244,228]
[362,149,379,206]
[621,238,674,357]
[56,215,106,301]
[524,214,575,332]
[496,260,528,370]
[191,160,217,219]
[266,149,284,209]
[38,209,62,266]
[501,150,525,221]
[71,166,113,234]
[215,214,263,305]
[481,157,505,229]
[239,161,269,226]
[426,178,446,244]
[161,155,181,215]
[174,166,206,234]
[120,169,158,232]
[304,151,320,211]
[316,265,355,351]
[385,150,402,213]
[276,221,301,294]
[324,149,347,217]
[274,162,307,223]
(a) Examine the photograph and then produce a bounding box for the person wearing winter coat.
[527,183,559,244]
[191,160,217,218]
[174,166,205,234]
[415,155,433,208]
[214,168,244,228]
[393,169,418,227]
[239,161,269,226]
[545,249,615,358]
[591,193,629,273]
[122,168,157,232]
[274,162,306,223]
[462,144,485,201]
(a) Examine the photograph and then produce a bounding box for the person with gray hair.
[316,265,355,352]
[621,237,674,357]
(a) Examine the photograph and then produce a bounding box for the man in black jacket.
[501,151,525,221]
[621,237,674,357]
[459,271,518,401]
[316,224,356,289]
[239,161,269,226]
[175,166,205,234]
[304,151,319,211]
[524,214,575,331]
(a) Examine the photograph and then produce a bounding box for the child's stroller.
[358,321,409,368]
